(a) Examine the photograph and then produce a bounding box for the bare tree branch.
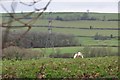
[20,0,42,6]
[1,0,52,48]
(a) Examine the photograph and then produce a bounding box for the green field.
[3,19,118,28]
[2,12,118,28]
[9,26,118,47]
[2,56,119,78]
[2,12,119,79]
[2,12,118,20]
[2,12,119,54]
[31,46,118,57]
[10,27,118,36]
[51,20,118,28]
[43,12,118,20]
[31,46,84,56]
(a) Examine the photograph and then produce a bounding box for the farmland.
[31,46,118,56]
[6,20,118,28]
[2,12,118,20]
[8,22,118,47]
[2,12,119,79]
[2,56,119,79]
[3,12,118,48]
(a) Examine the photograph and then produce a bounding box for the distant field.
[78,37,118,46]
[2,12,118,20]
[31,46,84,56]
[43,12,118,20]
[3,19,118,28]
[2,12,118,28]
[10,27,118,37]
[51,20,118,28]
[2,12,119,79]
[8,26,118,47]
[2,12,119,47]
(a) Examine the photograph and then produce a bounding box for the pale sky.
[1,0,119,2]
[0,0,120,13]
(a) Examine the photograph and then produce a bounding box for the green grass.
[2,12,119,79]
[5,19,118,28]
[78,37,118,46]
[6,26,119,47]
[52,28,118,36]
[31,46,84,55]
[2,12,118,20]
[31,46,118,56]
[42,12,118,20]
[9,26,118,46]
[38,20,118,28]
[3,12,118,47]
[10,27,118,36]
[2,56,119,78]
[2,12,118,28]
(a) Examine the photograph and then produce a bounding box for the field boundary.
[3,25,120,30]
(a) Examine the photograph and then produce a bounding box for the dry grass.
[2,46,44,60]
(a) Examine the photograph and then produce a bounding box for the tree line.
[3,12,119,21]
[2,31,79,48]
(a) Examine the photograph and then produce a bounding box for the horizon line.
[0,11,118,14]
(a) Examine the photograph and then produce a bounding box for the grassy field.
[10,26,118,37]
[31,46,84,56]
[9,26,118,47]
[78,37,118,46]
[3,12,118,47]
[1,12,119,79]
[51,20,118,28]
[2,12,118,20]
[31,46,118,57]
[3,19,118,28]
[2,56,119,79]
[2,12,118,28]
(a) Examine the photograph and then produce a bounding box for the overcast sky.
[0,0,119,13]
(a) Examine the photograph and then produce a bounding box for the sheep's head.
[74,52,84,59]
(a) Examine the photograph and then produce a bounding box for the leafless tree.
[0,0,52,48]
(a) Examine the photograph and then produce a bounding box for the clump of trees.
[82,47,117,58]
[2,46,44,60]
[2,31,79,48]
[93,32,110,40]
[41,12,119,21]
[53,13,98,21]
[48,47,117,58]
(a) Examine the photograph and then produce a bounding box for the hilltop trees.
[81,12,89,20]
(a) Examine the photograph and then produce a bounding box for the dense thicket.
[2,31,79,48]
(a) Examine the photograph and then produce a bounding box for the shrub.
[94,32,110,40]
[3,31,79,48]
[2,46,44,60]
[82,47,117,58]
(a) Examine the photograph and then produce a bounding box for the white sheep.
[73,52,84,59]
